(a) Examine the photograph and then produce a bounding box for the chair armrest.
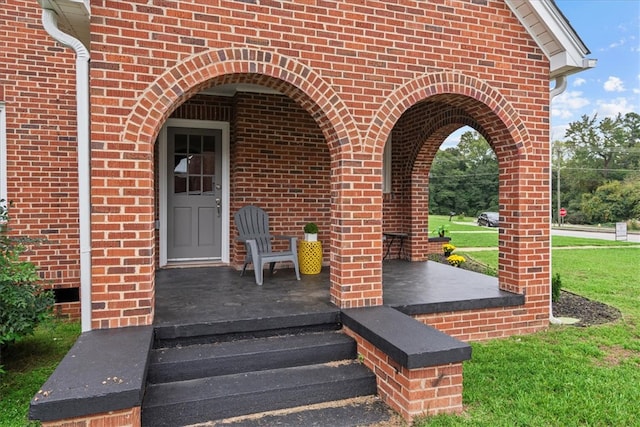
[273,235,298,251]
[273,235,295,240]
[245,239,260,259]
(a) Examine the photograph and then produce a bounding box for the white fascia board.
[506,0,593,77]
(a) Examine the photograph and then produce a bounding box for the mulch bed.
[552,290,621,327]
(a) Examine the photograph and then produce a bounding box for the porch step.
[207,396,398,427]
[147,331,357,383]
[153,310,341,348]
[142,360,377,427]
[142,329,384,427]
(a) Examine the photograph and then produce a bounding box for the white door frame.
[159,119,230,267]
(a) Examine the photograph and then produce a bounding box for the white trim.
[41,8,92,333]
[382,135,392,194]
[0,103,6,203]
[505,0,595,78]
[159,119,230,267]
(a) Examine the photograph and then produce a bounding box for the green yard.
[419,217,640,426]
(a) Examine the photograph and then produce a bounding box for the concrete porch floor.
[154,260,524,339]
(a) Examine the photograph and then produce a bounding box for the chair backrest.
[234,205,272,254]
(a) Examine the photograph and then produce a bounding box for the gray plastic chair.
[234,205,301,285]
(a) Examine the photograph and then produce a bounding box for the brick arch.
[367,71,531,161]
[406,106,488,175]
[122,48,358,157]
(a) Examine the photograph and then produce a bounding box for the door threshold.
[164,260,227,269]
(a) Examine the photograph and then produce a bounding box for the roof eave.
[506,0,595,78]
[39,0,90,50]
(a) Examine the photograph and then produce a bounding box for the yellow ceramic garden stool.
[298,240,322,275]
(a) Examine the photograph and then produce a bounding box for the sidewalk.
[459,245,640,252]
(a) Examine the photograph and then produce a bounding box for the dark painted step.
[153,310,341,348]
[147,331,357,384]
[141,362,377,427]
[211,396,398,427]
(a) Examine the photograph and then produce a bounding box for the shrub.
[552,273,562,303]
[0,201,54,370]
[433,224,449,237]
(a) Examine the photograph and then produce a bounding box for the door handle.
[215,198,221,217]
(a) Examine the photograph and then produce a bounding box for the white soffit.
[39,0,90,50]
[506,0,594,78]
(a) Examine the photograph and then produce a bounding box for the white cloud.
[608,38,626,49]
[603,76,625,92]
[551,90,590,119]
[573,77,586,87]
[551,124,570,141]
[594,97,635,117]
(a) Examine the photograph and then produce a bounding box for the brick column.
[329,156,383,308]
[498,154,551,331]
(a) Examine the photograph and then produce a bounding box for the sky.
[443,0,640,147]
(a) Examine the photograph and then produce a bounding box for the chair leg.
[241,262,248,277]
[254,262,263,286]
[292,256,301,281]
[269,262,276,275]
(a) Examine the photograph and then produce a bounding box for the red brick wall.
[344,327,464,421]
[230,93,331,265]
[40,407,140,427]
[0,1,81,311]
[415,305,549,342]
[90,0,550,324]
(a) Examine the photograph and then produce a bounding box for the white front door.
[159,119,230,266]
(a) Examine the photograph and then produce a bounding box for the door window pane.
[203,153,214,175]
[203,175,213,194]
[189,176,201,194]
[174,175,187,194]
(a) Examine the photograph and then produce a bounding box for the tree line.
[429,112,640,225]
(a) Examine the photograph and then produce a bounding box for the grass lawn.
[431,215,638,249]
[0,320,80,426]
[417,246,640,426]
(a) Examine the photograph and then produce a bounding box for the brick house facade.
[2,0,590,331]
[2,0,591,423]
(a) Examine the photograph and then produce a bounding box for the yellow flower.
[447,254,466,266]
[442,243,456,254]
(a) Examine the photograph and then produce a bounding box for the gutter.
[548,75,567,325]
[41,8,92,332]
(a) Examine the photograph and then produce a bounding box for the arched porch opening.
[92,49,372,328]
[371,73,550,327]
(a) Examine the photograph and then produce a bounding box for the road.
[552,227,640,243]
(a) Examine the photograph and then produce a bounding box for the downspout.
[548,75,567,325]
[41,9,92,332]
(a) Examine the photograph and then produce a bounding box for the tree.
[580,176,640,223]
[557,112,640,223]
[429,131,498,216]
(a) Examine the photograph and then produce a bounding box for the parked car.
[477,212,499,227]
